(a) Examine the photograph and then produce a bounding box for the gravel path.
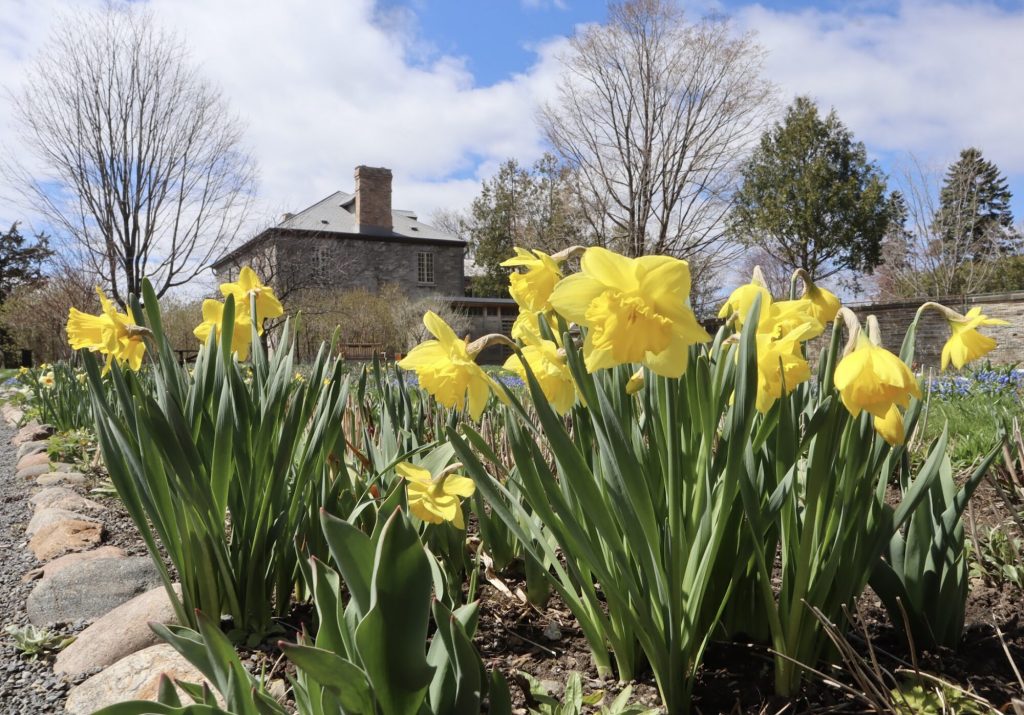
[0,421,77,714]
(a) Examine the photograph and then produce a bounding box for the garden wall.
[841,291,1024,368]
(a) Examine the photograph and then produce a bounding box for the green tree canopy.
[933,147,1017,259]
[730,96,893,282]
[463,154,584,297]
[0,223,52,305]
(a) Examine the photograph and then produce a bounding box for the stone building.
[211,165,518,360]
[212,166,467,298]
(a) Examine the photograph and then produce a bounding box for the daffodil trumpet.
[914,301,1009,371]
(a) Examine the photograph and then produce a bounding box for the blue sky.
[2,0,1023,273]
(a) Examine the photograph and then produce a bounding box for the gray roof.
[278,191,462,243]
[212,190,463,270]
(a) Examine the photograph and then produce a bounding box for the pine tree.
[0,222,53,352]
[933,147,1016,259]
[730,96,893,282]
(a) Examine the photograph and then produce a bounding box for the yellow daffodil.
[219,267,283,332]
[398,311,499,420]
[754,322,818,412]
[548,247,710,378]
[396,461,476,528]
[719,282,773,329]
[18,367,28,376]
[834,335,921,419]
[66,288,147,374]
[626,368,645,395]
[873,405,906,446]
[40,371,55,388]
[503,331,578,415]
[510,309,561,345]
[940,307,1008,370]
[501,248,564,312]
[294,372,305,383]
[193,299,253,361]
[801,284,841,325]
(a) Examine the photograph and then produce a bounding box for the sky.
[1,0,1023,275]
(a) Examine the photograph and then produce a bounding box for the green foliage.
[4,623,75,659]
[16,363,95,431]
[46,428,95,468]
[83,282,351,640]
[969,525,1024,593]
[731,96,893,282]
[517,672,657,715]
[465,154,582,297]
[891,679,991,714]
[870,443,1002,649]
[0,222,53,355]
[934,147,1017,259]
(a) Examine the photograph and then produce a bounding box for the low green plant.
[870,442,1002,649]
[46,428,95,468]
[969,524,1024,593]
[517,672,658,715]
[93,508,510,715]
[83,283,351,641]
[891,679,992,714]
[16,363,94,431]
[4,623,75,659]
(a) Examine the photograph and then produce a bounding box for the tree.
[730,96,892,283]
[539,0,774,275]
[5,5,256,304]
[934,148,1016,259]
[0,222,54,355]
[461,155,584,297]
[876,154,1020,299]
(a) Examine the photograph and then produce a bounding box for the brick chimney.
[354,165,393,231]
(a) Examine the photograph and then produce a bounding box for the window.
[486,307,498,317]
[417,252,434,284]
[501,318,516,335]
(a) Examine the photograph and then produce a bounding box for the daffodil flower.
[548,247,710,378]
[40,371,55,388]
[396,461,476,528]
[625,368,645,395]
[503,330,578,415]
[940,307,1008,371]
[834,333,921,420]
[754,322,817,412]
[66,288,148,374]
[510,309,561,345]
[719,282,773,329]
[501,247,564,312]
[219,267,283,332]
[873,405,906,446]
[398,311,500,420]
[193,299,253,361]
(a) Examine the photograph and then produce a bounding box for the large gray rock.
[12,422,53,445]
[16,450,51,471]
[63,644,213,714]
[54,584,182,676]
[26,557,161,625]
[29,486,105,513]
[26,508,101,538]
[36,471,87,487]
[17,463,52,481]
[23,546,126,582]
[28,518,104,561]
[16,439,48,459]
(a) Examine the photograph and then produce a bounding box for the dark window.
[501,318,515,334]
[417,252,434,284]
[486,307,498,317]
[467,307,483,316]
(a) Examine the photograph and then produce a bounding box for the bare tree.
[877,156,1006,300]
[539,0,774,275]
[4,4,257,304]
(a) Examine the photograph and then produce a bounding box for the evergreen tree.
[933,147,1017,259]
[465,155,583,297]
[0,222,53,352]
[730,96,893,282]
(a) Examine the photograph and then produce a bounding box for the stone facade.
[260,231,465,299]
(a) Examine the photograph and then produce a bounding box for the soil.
[1,419,1022,714]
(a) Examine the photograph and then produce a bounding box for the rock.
[12,422,53,445]
[54,585,182,676]
[16,440,48,459]
[16,451,51,471]
[2,405,24,425]
[36,472,87,487]
[26,557,162,626]
[17,463,52,481]
[29,487,105,513]
[28,519,104,561]
[63,644,214,714]
[26,508,102,538]
[23,546,126,582]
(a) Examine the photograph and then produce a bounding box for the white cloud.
[0,0,567,234]
[735,1,1024,176]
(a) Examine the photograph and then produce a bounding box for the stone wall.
[270,233,465,299]
[821,291,1024,368]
